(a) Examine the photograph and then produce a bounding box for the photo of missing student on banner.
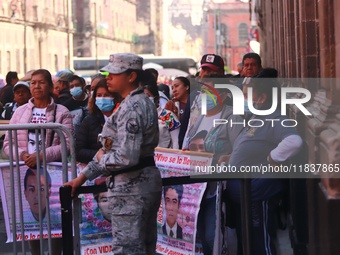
[77,164,113,255]
[0,162,64,242]
[75,149,213,255]
[79,191,113,254]
[154,148,213,255]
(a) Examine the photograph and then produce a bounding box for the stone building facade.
[73,0,137,58]
[0,0,73,76]
[255,0,340,254]
[202,0,250,71]
[0,0,164,76]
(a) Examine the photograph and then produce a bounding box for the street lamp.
[22,0,27,73]
[93,2,98,72]
[214,8,218,53]
[212,0,226,54]
[66,0,71,69]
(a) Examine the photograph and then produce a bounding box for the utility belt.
[107,156,155,188]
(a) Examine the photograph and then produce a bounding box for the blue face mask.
[70,87,83,98]
[244,100,251,114]
[198,93,217,111]
[206,94,217,110]
[95,97,115,112]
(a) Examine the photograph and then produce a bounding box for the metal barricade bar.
[59,174,252,255]
[0,123,76,255]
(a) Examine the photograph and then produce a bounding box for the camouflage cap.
[100,53,143,74]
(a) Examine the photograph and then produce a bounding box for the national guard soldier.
[65,53,162,255]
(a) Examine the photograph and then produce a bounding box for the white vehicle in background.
[73,55,198,84]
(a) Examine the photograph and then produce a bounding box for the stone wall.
[256,0,340,254]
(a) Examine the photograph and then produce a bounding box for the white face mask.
[90,91,94,98]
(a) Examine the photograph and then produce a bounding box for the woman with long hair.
[75,79,121,163]
[164,76,190,123]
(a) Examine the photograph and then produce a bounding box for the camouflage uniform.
[82,66,162,254]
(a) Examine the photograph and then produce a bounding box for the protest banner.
[0,162,64,242]
[77,163,113,255]
[155,148,213,255]
[77,148,214,255]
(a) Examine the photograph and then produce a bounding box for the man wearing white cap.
[1,81,31,120]
[65,53,162,255]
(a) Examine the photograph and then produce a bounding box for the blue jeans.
[197,196,216,255]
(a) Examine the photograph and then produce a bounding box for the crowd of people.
[0,51,303,255]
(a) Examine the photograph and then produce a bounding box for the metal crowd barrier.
[60,175,253,255]
[0,123,76,255]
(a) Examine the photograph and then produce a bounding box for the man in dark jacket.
[0,71,19,106]
[55,72,73,105]
[1,81,31,120]
[62,75,89,133]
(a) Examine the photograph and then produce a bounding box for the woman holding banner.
[65,53,162,255]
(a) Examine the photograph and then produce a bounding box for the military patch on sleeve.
[126,118,139,134]
[104,138,113,151]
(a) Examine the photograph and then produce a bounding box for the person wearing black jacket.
[75,109,105,163]
[55,72,73,105]
[1,81,31,120]
[0,71,19,106]
[75,79,120,163]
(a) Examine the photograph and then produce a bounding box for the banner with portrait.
[77,163,113,255]
[77,149,213,255]
[155,148,213,255]
[0,162,65,242]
